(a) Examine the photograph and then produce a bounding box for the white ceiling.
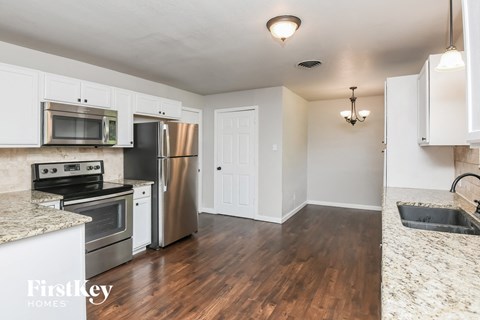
[0,0,463,101]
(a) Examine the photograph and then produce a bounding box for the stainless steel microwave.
[42,102,117,146]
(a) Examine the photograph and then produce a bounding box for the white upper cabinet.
[134,93,182,119]
[135,93,162,116]
[44,73,81,105]
[113,88,134,148]
[80,80,113,108]
[417,53,467,146]
[462,0,480,146]
[42,73,113,109]
[161,97,182,119]
[0,63,40,147]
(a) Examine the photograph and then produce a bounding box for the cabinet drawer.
[134,186,151,199]
[39,200,61,209]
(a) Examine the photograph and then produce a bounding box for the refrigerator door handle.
[159,158,167,192]
[165,123,171,157]
[165,158,169,191]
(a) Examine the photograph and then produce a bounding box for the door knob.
[217,167,222,171]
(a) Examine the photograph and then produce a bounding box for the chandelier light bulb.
[340,110,351,119]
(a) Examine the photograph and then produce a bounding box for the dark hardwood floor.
[87,205,381,320]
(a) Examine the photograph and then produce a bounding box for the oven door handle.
[63,190,133,206]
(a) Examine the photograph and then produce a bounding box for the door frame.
[214,106,259,219]
[182,106,203,212]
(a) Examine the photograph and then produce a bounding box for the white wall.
[0,41,204,108]
[307,95,385,209]
[282,87,308,216]
[386,75,454,189]
[203,87,283,220]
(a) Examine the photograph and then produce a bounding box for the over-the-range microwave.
[42,102,117,146]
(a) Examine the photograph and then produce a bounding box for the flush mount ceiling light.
[340,87,371,126]
[436,0,465,72]
[266,15,301,42]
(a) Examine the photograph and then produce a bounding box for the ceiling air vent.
[296,60,322,69]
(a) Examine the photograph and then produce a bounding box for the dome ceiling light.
[266,15,301,42]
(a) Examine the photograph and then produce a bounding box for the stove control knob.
[50,168,57,173]
[41,169,48,174]
[87,166,93,170]
[94,165,101,170]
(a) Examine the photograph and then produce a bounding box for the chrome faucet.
[450,173,480,192]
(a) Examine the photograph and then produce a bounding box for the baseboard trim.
[254,214,282,224]
[200,207,216,214]
[281,201,308,223]
[307,200,382,211]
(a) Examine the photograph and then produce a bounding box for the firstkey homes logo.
[27,280,113,308]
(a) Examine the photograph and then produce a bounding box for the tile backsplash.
[454,146,480,203]
[0,147,123,193]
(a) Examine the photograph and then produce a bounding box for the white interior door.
[215,108,256,219]
[181,107,202,212]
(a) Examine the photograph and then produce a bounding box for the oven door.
[63,191,133,253]
[44,109,116,146]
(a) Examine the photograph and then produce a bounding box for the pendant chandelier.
[340,87,370,126]
[435,0,465,71]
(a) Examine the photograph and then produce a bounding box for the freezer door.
[164,122,198,157]
[161,156,198,246]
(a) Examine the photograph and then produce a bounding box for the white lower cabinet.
[132,185,152,254]
[0,63,40,147]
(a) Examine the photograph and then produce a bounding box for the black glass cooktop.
[40,182,133,201]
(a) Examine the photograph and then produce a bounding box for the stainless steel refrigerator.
[124,121,198,248]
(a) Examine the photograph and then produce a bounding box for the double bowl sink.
[398,204,480,235]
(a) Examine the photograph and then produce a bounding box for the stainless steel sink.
[397,204,480,235]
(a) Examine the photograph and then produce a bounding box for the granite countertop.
[108,179,154,187]
[0,190,91,245]
[382,187,480,319]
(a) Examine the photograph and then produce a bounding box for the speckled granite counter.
[0,190,91,245]
[382,187,480,319]
[108,179,154,187]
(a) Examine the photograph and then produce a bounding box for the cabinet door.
[463,0,480,145]
[133,197,151,253]
[428,53,467,145]
[135,93,162,116]
[161,97,182,119]
[417,60,429,144]
[0,64,40,147]
[44,73,82,104]
[113,89,134,147]
[81,81,112,108]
